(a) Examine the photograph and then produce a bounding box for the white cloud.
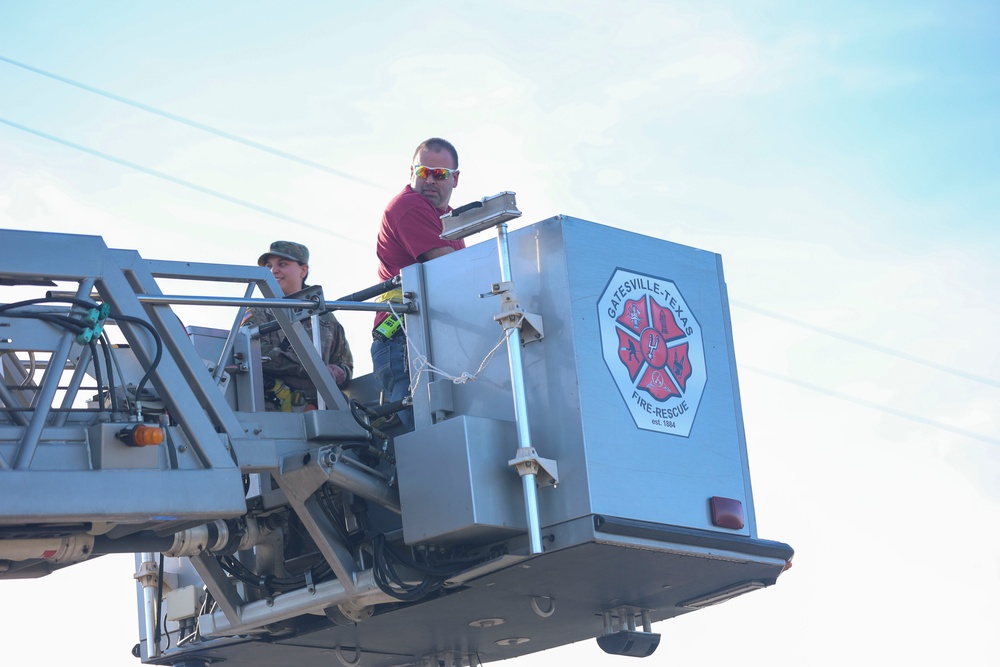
[1,3,998,666]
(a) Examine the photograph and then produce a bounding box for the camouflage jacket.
[244,307,354,401]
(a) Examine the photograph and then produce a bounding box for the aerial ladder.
[0,195,792,667]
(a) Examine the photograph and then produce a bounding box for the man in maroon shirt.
[372,138,465,428]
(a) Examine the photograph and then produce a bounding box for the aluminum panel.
[394,415,526,545]
[403,216,755,538]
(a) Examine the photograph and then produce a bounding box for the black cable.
[377,536,462,577]
[0,296,98,312]
[162,421,180,469]
[0,302,99,410]
[365,398,408,419]
[99,330,123,412]
[153,553,165,649]
[0,310,88,335]
[0,302,111,413]
[98,335,117,411]
[216,553,334,594]
[349,399,376,434]
[348,399,392,448]
[371,533,495,603]
[161,610,172,651]
[2,297,166,412]
[107,313,163,402]
[372,535,452,602]
[336,276,400,303]
[88,339,106,410]
[163,623,173,650]
[317,484,352,547]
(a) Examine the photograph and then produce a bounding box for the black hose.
[110,313,163,402]
[1,296,97,312]
[366,399,408,419]
[154,553,165,648]
[1,297,163,409]
[88,339,106,411]
[99,331,121,412]
[336,276,400,303]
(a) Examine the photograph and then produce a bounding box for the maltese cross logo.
[598,269,706,436]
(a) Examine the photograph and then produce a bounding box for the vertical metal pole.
[213,284,255,384]
[311,312,325,411]
[496,223,543,554]
[140,552,159,660]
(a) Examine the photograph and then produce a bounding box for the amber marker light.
[117,424,165,447]
[709,496,745,530]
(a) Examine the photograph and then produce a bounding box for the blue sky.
[1,2,998,665]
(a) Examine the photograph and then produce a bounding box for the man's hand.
[327,364,348,387]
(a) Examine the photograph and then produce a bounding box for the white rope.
[386,301,522,396]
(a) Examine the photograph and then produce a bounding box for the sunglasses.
[413,164,458,181]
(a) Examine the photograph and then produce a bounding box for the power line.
[0,116,363,246]
[731,299,1000,389]
[6,54,995,418]
[0,54,387,191]
[743,365,999,446]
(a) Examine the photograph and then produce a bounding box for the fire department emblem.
[597,268,706,436]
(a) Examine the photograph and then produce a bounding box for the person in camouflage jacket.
[246,241,353,410]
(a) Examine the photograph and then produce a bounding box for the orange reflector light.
[117,424,165,447]
[132,425,165,446]
[709,496,745,530]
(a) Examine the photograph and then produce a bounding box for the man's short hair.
[413,138,459,169]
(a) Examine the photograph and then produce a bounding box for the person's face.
[262,257,307,295]
[410,148,459,210]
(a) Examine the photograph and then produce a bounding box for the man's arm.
[418,246,456,262]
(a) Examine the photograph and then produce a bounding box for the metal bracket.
[134,558,172,593]
[508,447,559,489]
[282,284,326,324]
[440,191,522,241]
[484,281,544,345]
[597,607,660,657]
